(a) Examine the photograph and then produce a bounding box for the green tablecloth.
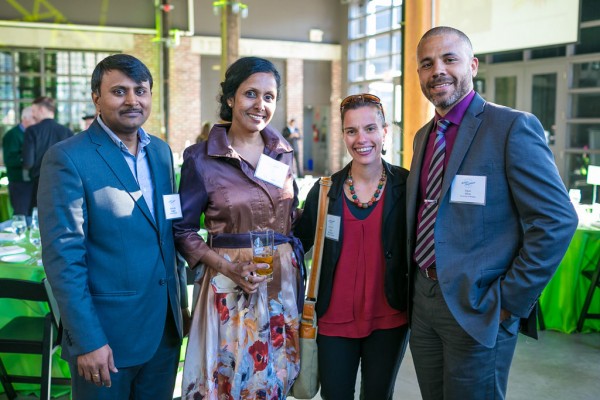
[0,235,71,397]
[539,227,600,333]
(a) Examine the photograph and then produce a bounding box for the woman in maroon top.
[295,94,410,399]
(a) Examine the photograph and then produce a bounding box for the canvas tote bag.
[290,177,332,399]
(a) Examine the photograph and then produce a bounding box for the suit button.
[159,279,167,285]
[385,251,392,259]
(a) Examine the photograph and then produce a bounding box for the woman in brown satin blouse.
[173,57,303,399]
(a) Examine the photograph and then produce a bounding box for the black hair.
[218,57,281,122]
[91,54,153,95]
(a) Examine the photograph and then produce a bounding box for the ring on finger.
[244,275,250,282]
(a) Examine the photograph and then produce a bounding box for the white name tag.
[254,154,289,189]
[325,214,341,241]
[450,175,486,205]
[163,194,183,219]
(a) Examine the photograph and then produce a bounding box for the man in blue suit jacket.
[406,27,578,399]
[38,54,188,399]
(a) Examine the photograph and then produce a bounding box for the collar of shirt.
[429,89,476,160]
[434,89,476,127]
[206,123,293,159]
[97,115,151,156]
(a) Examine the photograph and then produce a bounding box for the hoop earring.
[381,143,387,155]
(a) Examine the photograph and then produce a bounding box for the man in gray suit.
[406,26,578,400]
[39,54,188,399]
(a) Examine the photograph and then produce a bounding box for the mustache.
[119,108,143,114]
[429,78,454,87]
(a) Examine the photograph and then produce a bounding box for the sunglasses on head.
[340,93,385,121]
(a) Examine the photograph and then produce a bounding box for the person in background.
[38,54,188,399]
[295,94,410,400]
[406,26,578,400]
[282,118,303,177]
[2,106,36,216]
[195,121,211,143]
[82,113,96,131]
[174,56,302,399]
[22,96,73,214]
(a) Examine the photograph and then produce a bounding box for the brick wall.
[129,34,201,163]
[285,58,304,170]
[129,34,163,139]
[168,36,201,160]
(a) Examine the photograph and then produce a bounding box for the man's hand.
[77,344,118,388]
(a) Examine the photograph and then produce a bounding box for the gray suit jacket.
[406,93,578,347]
[38,121,187,367]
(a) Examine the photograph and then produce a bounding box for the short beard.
[425,74,472,111]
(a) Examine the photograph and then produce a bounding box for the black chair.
[577,256,600,332]
[0,278,70,399]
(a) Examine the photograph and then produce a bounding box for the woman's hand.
[204,250,270,294]
[233,261,270,294]
[220,257,268,294]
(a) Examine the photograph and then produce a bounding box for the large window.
[566,60,600,197]
[347,0,403,163]
[0,49,110,139]
[348,0,402,87]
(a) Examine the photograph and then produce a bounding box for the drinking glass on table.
[29,225,42,262]
[11,214,27,240]
[250,229,274,282]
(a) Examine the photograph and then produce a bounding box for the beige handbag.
[290,177,331,399]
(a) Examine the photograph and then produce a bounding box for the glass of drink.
[11,214,27,240]
[569,189,582,204]
[29,224,42,264]
[250,229,274,282]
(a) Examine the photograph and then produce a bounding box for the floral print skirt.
[182,243,301,399]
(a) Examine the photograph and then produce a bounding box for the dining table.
[539,226,600,333]
[0,230,71,397]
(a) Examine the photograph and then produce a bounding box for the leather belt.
[422,266,437,281]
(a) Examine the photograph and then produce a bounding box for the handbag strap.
[300,176,332,339]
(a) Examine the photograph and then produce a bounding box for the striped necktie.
[414,119,451,270]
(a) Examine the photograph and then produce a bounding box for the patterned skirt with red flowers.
[182,243,301,399]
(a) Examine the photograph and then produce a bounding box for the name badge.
[163,194,183,219]
[450,175,486,205]
[254,154,289,188]
[325,214,341,241]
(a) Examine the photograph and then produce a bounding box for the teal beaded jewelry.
[346,167,387,209]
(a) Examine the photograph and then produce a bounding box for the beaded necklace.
[345,167,387,209]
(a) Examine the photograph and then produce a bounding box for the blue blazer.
[38,121,186,367]
[406,93,578,347]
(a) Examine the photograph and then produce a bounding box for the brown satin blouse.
[173,123,298,268]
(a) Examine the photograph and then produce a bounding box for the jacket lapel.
[146,141,171,233]
[382,161,400,223]
[406,120,434,236]
[89,123,157,229]
[440,94,485,201]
